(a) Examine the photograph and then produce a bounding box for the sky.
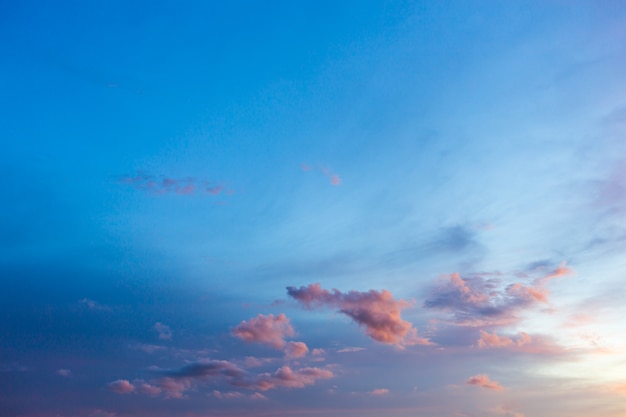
[1,1,626,416]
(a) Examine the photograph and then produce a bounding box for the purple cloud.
[424,268,572,327]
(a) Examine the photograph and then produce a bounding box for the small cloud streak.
[287,283,430,346]
[79,298,110,311]
[466,374,503,391]
[301,164,342,185]
[232,313,295,349]
[154,322,173,340]
[56,369,71,377]
[119,174,231,196]
[337,347,366,353]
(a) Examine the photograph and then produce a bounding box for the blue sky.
[2,1,626,416]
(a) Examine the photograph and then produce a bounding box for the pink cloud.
[287,283,430,346]
[108,379,135,394]
[232,313,295,349]
[477,331,531,348]
[284,341,309,358]
[536,262,574,286]
[466,374,503,391]
[329,174,342,185]
[158,377,192,399]
[368,388,390,395]
[254,366,334,391]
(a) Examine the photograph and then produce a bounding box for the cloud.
[287,283,430,346]
[284,341,309,358]
[157,377,192,399]
[301,164,342,185]
[56,369,71,377]
[119,174,230,196]
[212,390,267,400]
[79,298,110,311]
[232,313,295,349]
[423,269,572,327]
[108,379,135,394]
[368,388,390,395]
[466,374,503,391]
[163,360,245,379]
[253,366,334,391]
[135,380,162,396]
[130,343,168,354]
[154,322,173,340]
[337,347,366,353]
[212,390,244,399]
[477,331,531,348]
[116,361,334,398]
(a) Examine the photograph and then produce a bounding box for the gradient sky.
[2,1,626,417]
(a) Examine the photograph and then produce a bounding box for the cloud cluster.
[232,313,311,358]
[287,283,429,346]
[254,366,334,391]
[466,374,503,390]
[424,266,572,327]
[120,174,230,196]
[109,360,334,399]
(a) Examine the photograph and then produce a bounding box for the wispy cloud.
[337,347,366,353]
[154,322,173,340]
[119,174,232,196]
[287,283,430,346]
[368,388,390,395]
[56,369,71,377]
[466,374,503,391]
[301,164,342,185]
[79,298,111,311]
